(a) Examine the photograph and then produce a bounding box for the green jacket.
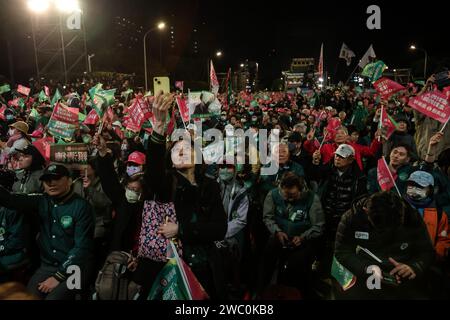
[0,187,94,282]
[0,207,27,271]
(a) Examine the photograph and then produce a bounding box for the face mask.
[8,129,15,137]
[272,129,280,136]
[126,165,142,177]
[252,117,257,122]
[219,169,234,182]
[241,119,247,124]
[6,115,14,121]
[125,188,141,203]
[221,116,227,121]
[121,144,128,151]
[249,112,254,116]
[406,186,428,201]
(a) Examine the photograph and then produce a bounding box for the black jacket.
[334,197,434,298]
[96,153,144,253]
[146,132,228,298]
[312,161,367,232]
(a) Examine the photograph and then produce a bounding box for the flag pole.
[439,116,450,133]
[170,240,193,300]
[383,156,402,197]
[378,105,383,142]
[345,63,360,85]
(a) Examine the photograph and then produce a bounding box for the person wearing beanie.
[12,145,46,194]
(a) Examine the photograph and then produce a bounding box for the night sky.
[1,0,450,87]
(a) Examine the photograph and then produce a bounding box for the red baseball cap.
[127,151,146,165]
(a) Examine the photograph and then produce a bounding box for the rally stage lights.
[27,0,50,13]
[27,0,81,13]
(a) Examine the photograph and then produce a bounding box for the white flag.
[339,43,356,66]
[358,45,376,68]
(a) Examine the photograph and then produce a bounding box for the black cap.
[40,164,71,181]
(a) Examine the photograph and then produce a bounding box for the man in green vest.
[258,172,324,297]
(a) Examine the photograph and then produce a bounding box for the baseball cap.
[335,144,355,158]
[127,151,146,165]
[40,164,71,181]
[407,171,434,188]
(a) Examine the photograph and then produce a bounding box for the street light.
[240,63,244,68]
[27,0,50,13]
[143,21,166,91]
[216,51,222,57]
[410,44,428,79]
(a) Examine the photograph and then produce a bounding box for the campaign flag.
[324,117,342,141]
[84,109,100,125]
[32,137,54,164]
[408,91,450,124]
[51,89,62,107]
[89,83,103,100]
[148,241,209,300]
[17,84,31,96]
[210,60,219,94]
[358,45,376,68]
[361,60,387,83]
[0,84,11,95]
[377,157,398,192]
[331,256,356,291]
[39,90,49,103]
[93,89,116,117]
[175,81,184,92]
[379,106,398,140]
[176,96,190,123]
[128,99,148,129]
[318,43,324,78]
[373,78,406,99]
[47,103,79,139]
[339,43,356,66]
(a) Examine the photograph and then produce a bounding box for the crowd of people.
[0,71,449,300]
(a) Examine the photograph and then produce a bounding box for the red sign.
[408,91,450,124]
[17,84,31,96]
[443,86,450,99]
[51,103,79,124]
[373,77,406,99]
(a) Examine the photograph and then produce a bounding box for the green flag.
[148,259,189,300]
[51,89,62,107]
[39,90,49,103]
[361,60,387,83]
[331,256,356,291]
[93,89,116,117]
[78,112,86,122]
[0,84,11,95]
[121,89,133,98]
[89,83,103,101]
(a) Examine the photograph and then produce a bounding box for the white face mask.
[125,188,141,203]
[8,129,16,137]
[406,186,428,201]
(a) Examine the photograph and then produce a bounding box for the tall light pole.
[143,22,165,92]
[88,54,95,73]
[410,45,428,79]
